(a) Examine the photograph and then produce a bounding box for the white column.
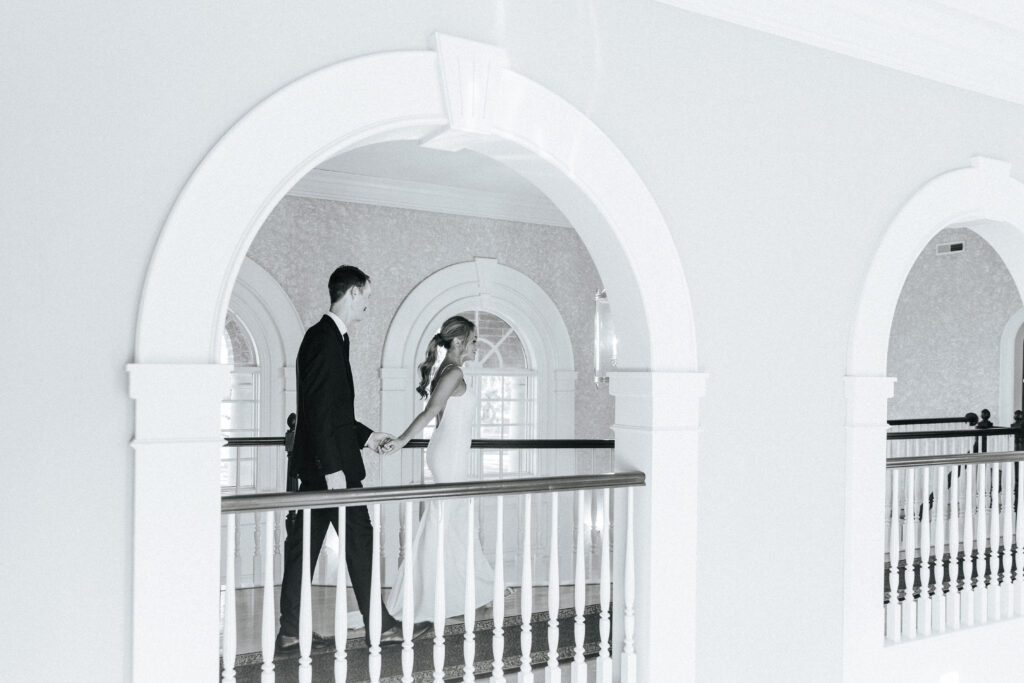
[609,370,706,683]
[128,363,231,683]
[842,376,895,681]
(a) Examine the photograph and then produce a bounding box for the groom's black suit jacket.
[292,315,373,484]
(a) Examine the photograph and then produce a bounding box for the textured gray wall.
[888,227,1022,421]
[247,196,614,438]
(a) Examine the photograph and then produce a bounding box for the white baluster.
[622,487,637,683]
[1004,462,1014,617]
[222,514,237,682]
[933,464,946,633]
[261,510,275,682]
[335,505,348,683]
[572,490,586,682]
[401,501,415,683]
[491,495,506,683]
[887,469,900,641]
[519,495,533,683]
[546,491,560,682]
[919,467,932,636]
[977,463,989,624]
[368,503,383,683]
[902,467,917,639]
[990,462,1002,620]
[464,497,477,682]
[299,510,313,683]
[433,501,447,683]
[963,464,975,627]
[597,489,612,683]
[948,465,960,629]
[1015,461,1024,617]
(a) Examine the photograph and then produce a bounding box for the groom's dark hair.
[329,265,370,303]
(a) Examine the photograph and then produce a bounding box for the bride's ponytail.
[416,334,443,398]
[415,316,475,398]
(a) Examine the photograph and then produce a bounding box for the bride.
[381,315,495,623]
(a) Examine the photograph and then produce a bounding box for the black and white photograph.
[7,2,1024,682]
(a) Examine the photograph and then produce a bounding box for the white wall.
[888,227,1023,421]
[6,2,1024,681]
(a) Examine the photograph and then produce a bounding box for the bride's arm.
[384,367,463,452]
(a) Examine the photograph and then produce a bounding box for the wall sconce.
[594,289,617,386]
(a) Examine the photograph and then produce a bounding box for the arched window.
[419,310,537,479]
[219,310,260,492]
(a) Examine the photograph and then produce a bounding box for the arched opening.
[129,35,702,681]
[844,157,1024,681]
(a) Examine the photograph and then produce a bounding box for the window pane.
[223,311,258,366]
[479,425,502,439]
[238,458,256,489]
[229,374,257,401]
[220,459,236,488]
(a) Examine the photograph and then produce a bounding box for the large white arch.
[129,34,703,681]
[843,157,1024,681]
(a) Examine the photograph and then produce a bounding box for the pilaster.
[128,363,231,683]
[609,370,707,683]
[843,375,896,681]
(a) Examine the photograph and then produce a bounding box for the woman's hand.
[381,436,409,455]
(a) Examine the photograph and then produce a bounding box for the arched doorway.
[129,34,703,681]
[844,157,1024,681]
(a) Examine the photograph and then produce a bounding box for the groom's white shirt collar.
[326,311,348,338]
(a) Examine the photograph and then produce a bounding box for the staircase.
[227,603,604,682]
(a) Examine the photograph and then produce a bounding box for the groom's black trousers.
[278,474,398,636]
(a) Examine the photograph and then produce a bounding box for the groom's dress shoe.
[375,621,432,646]
[378,624,405,646]
[276,632,299,652]
[276,631,334,652]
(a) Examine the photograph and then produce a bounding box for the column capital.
[844,375,896,427]
[127,363,231,443]
[609,370,708,431]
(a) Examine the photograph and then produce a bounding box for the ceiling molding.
[659,0,1024,106]
[287,169,571,228]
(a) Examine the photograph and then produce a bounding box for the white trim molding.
[658,0,1024,107]
[229,258,305,432]
[134,35,700,680]
[288,169,570,228]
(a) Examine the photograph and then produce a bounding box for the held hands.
[365,431,394,454]
[378,436,409,455]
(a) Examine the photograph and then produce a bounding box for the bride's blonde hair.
[417,315,475,398]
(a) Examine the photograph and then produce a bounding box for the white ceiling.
[317,141,542,197]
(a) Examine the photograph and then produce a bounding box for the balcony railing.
[220,425,635,682]
[220,473,643,682]
[883,409,1024,643]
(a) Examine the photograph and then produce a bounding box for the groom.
[278,265,413,650]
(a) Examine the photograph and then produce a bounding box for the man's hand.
[325,470,347,491]
[365,431,394,453]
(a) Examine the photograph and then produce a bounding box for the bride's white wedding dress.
[385,375,495,622]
